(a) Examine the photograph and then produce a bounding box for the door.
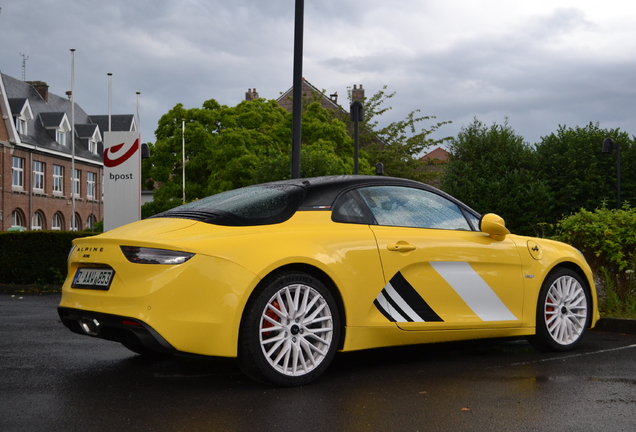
[357,185,524,330]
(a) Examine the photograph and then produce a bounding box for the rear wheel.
[238,272,340,386]
[529,268,590,351]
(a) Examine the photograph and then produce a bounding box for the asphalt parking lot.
[1,293,635,432]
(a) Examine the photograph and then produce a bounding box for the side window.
[332,190,375,225]
[357,186,472,230]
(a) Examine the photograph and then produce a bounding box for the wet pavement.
[1,293,635,432]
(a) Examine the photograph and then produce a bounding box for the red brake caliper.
[262,300,281,337]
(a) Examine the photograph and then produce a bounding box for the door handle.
[387,243,416,252]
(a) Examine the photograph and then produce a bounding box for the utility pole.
[291,0,304,178]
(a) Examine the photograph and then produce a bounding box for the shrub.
[557,205,636,314]
[0,231,98,285]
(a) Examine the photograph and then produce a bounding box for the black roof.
[268,175,446,209]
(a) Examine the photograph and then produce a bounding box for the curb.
[0,284,62,293]
[594,317,636,335]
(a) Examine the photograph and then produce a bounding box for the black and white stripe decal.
[374,272,443,322]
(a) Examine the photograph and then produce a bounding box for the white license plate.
[72,268,115,290]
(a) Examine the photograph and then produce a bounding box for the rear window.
[153,185,306,226]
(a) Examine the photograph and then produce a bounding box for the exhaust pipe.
[80,318,100,336]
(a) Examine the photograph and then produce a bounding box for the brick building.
[0,73,136,231]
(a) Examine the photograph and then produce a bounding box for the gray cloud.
[2,1,635,148]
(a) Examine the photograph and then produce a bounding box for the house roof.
[421,147,450,163]
[1,72,136,164]
[276,78,345,114]
[89,115,137,134]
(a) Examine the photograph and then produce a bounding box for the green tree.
[351,85,451,182]
[535,123,635,220]
[143,98,368,217]
[441,118,553,235]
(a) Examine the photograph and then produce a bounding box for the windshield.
[153,184,306,226]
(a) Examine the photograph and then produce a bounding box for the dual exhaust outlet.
[80,318,100,336]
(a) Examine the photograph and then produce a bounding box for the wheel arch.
[543,261,595,329]
[239,263,347,350]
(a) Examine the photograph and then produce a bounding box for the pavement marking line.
[509,343,636,366]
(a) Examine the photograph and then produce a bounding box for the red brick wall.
[1,146,103,231]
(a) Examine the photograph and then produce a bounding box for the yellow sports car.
[58,175,599,386]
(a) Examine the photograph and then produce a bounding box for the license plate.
[72,268,115,290]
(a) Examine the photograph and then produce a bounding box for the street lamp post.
[350,100,364,174]
[602,137,621,209]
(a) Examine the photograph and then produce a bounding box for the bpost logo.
[104,138,139,168]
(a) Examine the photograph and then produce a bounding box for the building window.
[12,157,25,189]
[71,213,81,231]
[53,165,64,194]
[88,139,98,154]
[52,213,63,231]
[86,214,97,230]
[33,161,45,192]
[87,172,97,199]
[72,169,81,197]
[16,118,28,135]
[32,211,45,231]
[11,209,25,228]
[56,129,67,146]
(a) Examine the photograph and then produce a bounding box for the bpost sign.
[103,131,141,231]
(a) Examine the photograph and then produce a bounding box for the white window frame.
[72,169,81,198]
[11,210,25,228]
[53,165,64,195]
[16,118,28,135]
[56,129,67,146]
[12,157,25,190]
[87,172,96,200]
[71,213,81,232]
[32,212,44,231]
[52,213,63,231]
[33,161,45,192]
[86,214,97,230]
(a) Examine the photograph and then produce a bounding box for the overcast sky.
[2,0,636,149]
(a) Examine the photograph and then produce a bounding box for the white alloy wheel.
[543,274,588,345]
[530,268,590,351]
[259,283,334,376]
[238,272,340,386]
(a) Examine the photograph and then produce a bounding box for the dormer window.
[9,98,33,136]
[16,117,28,135]
[56,129,67,146]
[39,112,71,146]
[76,124,102,155]
[88,137,98,154]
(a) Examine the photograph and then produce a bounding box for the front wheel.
[238,272,341,386]
[529,268,591,351]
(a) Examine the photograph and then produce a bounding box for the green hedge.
[0,231,98,285]
[557,205,636,317]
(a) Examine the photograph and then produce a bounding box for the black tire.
[238,272,341,386]
[529,268,591,351]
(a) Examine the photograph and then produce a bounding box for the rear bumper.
[58,307,176,354]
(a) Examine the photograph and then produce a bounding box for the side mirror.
[480,213,510,241]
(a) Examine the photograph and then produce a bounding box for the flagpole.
[70,48,76,231]
[107,73,112,132]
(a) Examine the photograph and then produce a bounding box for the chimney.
[27,81,49,102]
[351,84,364,102]
[245,88,259,101]
[330,92,338,104]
